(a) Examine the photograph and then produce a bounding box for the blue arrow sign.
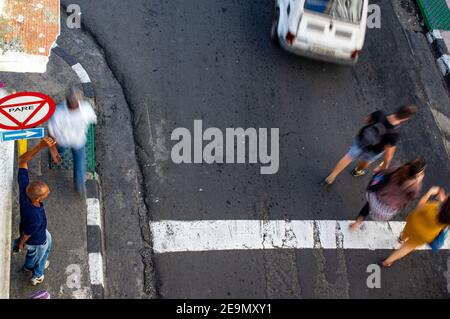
[0,128,44,142]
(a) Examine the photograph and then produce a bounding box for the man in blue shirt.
[15,137,55,286]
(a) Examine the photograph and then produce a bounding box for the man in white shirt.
[48,86,97,195]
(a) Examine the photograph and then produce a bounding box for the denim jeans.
[24,230,52,278]
[347,139,384,163]
[58,146,86,194]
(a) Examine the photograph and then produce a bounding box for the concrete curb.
[86,179,105,299]
[426,30,450,89]
[51,44,95,99]
[51,44,106,298]
[0,140,14,299]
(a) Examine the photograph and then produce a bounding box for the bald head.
[26,181,50,202]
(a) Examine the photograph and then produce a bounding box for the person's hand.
[428,186,441,197]
[18,242,25,251]
[40,137,56,149]
[438,188,447,202]
[49,145,62,164]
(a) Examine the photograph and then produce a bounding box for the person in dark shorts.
[325,105,417,185]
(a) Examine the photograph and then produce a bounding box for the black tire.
[270,5,280,45]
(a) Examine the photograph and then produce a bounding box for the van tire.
[271,6,280,45]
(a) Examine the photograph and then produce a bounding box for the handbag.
[428,227,449,253]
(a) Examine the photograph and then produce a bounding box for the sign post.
[18,140,27,157]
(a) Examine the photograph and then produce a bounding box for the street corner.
[4,0,450,310]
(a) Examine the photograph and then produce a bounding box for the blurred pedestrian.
[48,86,97,195]
[349,158,425,231]
[325,105,417,185]
[382,186,450,267]
[14,137,56,285]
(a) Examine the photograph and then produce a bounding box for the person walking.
[14,137,56,285]
[382,186,450,267]
[349,158,425,231]
[48,86,97,195]
[325,105,417,185]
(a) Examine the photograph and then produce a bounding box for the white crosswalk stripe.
[150,220,450,253]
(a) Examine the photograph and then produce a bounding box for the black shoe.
[351,168,366,177]
[320,177,333,188]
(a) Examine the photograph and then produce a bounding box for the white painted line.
[437,54,450,76]
[88,253,104,286]
[0,139,14,299]
[86,198,102,229]
[71,63,91,83]
[427,30,443,44]
[150,220,450,254]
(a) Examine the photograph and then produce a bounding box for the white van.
[270,0,369,65]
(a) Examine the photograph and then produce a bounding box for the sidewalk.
[2,50,92,298]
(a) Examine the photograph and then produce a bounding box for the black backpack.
[358,122,388,149]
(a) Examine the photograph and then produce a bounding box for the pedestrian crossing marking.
[150,220,450,253]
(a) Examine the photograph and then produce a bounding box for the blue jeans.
[58,146,86,194]
[24,230,52,278]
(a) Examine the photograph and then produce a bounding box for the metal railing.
[417,0,450,30]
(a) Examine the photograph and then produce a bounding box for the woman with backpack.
[349,158,426,231]
[382,186,450,267]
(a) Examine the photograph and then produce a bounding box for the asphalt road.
[62,0,450,298]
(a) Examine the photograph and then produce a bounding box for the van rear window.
[304,0,363,24]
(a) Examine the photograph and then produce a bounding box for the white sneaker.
[30,276,44,286]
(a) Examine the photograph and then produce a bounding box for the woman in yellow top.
[382,186,450,267]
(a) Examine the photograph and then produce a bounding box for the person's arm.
[380,145,396,170]
[417,187,441,209]
[47,133,62,164]
[17,233,31,251]
[18,137,56,169]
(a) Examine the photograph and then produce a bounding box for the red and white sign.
[0,92,55,130]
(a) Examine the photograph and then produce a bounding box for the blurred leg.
[382,243,416,266]
[350,202,369,231]
[72,146,86,195]
[326,154,353,184]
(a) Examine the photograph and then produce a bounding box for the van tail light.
[286,32,295,45]
[351,49,361,60]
